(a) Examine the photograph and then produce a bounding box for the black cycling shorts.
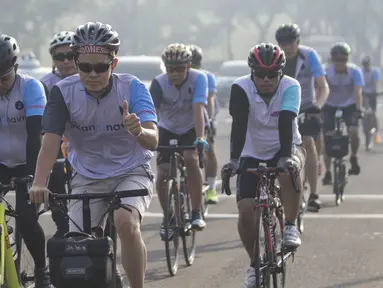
[322,104,359,134]
[157,128,197,165]
[363,92,377,112]
[236,145,306,202]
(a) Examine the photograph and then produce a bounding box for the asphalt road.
[9,104,383,287]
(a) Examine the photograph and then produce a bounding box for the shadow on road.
[319,275,383,288]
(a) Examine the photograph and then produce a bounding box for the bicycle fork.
[0,204,19,288]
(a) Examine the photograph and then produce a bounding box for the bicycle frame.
[0,201,19,287]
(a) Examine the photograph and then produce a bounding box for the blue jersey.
[0,74,46,167]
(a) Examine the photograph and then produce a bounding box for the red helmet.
[248,43,286,71]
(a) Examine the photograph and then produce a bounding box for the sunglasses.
[76,60,113,74]
[53,52,75,62]
[332,58,348,63]
[166,65,187,73]
[253,70,280,79]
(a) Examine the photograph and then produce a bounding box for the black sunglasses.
[76,60,113,74]
[253,69,280,79]
[53,52,75,62]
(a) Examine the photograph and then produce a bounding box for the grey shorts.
[69,165,154,232]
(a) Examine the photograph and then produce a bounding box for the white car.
[216,60,249,107]
[114,55,165,88]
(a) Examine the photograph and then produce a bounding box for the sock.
[207,177,216,189]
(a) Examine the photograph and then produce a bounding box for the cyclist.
[150,43,209,240]
[275,23,329,212]
[221,43,305,287]
[322,42,364,185]
[29,22,158,288]
[361,55,382,143]
[41,31,77,238]
[189,44,219,204]
[0,34,50,287]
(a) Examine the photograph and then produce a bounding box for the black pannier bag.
[47,231,114,288]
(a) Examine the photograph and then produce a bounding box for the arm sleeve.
[280,84,301,115]
[352,67,364,87]
[129,78,158,124]
[278,111,295,157]
[193,73,208,104]
[26,116,42,174]
[307,50,325,78]
[22,79,46,117]
[42,85,70,136]
[229,84,249,160]
[207,72,217,93]
[149,78,163,109]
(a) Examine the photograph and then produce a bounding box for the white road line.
[37,211,383,220]
[143,212,383,219]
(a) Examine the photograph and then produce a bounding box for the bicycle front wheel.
[253,207,271,288]
[164,179,180,276]
[272,207,286,288]
[14,220,34,287]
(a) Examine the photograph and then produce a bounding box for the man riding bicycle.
[221,43,305,287]
[322,42,364,185]
[29,22,158,288]
[189,44,219,204]
[41,31,77,238]
[149,43,209,240]
[276,23,329,212]
[361,55,382,144]
[0,34,50,287]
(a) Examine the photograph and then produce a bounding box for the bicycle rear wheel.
[164,179,180,276]
[253,207,271,288]
[333,162,341,206]
[181,187,196,266]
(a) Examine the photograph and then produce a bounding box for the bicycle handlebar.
[157,143,205,169]
[0,175,33,193]
[221,165,300,196]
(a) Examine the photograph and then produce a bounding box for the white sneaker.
[282,225,301,249]
[244,266,261,288]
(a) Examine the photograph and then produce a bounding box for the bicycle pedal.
[7,226,13,235]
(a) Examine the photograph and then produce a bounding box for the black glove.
[221,159,239,177]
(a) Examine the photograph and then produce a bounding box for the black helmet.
[248,43,286,71]
[71,22,120,54]
[361,55,371,65]
[0,34,20,75]
[189,44,203,67]
[330,42,351,57]
[275,24,300,44]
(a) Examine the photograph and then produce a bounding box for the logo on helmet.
[77,45,109,54]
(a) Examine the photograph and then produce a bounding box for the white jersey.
[234,75,302,160]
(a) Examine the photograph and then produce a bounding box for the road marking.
[143,212,383,219]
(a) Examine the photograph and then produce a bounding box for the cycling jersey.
[362,66,381,94]
[285,45,324,111]
[40,71,64,92]
[233,75,302,160]
[325,64,364,107]
[202,69,219,119]
[150,69,208,134]
[0,74,46,167]
[43,73,157,179]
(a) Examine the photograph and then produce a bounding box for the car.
[17,52,52,80]
[216,60,248,107]
[114,55,165,87]
[19,66,52,80]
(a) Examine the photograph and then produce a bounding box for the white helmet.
[161,43,192,64]
[49,31,74,54]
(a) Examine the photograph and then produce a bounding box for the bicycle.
[37,187,148,288]
[0,175,35,288]
[324,109,349,206]
[222,163,300,288]
[362,94,376,151]
[156,140,205,276]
